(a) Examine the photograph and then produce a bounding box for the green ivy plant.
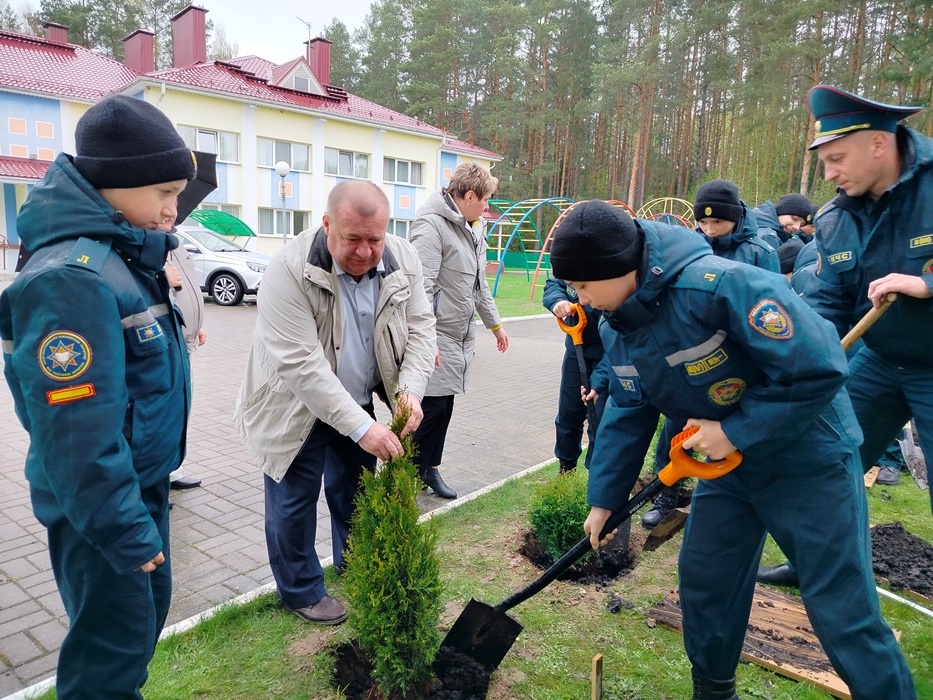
[343,399,443,699]
[529,467,593,562]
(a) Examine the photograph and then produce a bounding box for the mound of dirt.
[333,641,490,700]
[871,522,933,598]
[519,528,635,587]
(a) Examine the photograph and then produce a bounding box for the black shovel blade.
[441,598,523,670]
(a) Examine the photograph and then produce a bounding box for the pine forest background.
[4,0,932,209]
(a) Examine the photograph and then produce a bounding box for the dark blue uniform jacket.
[0,154,189,574]
[809,127,933,368]
[698,202,781,273]
[589,221,860,512]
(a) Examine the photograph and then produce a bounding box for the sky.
[14,0,376,64]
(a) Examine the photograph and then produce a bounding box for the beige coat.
[166,246,203,354]
[233,226,436,481]
[408,190,501,396]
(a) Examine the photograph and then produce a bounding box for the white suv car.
[173,225,271,306]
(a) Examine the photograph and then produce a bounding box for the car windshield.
[179,228,247,252]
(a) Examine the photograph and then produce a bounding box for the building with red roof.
[0,5,501,258]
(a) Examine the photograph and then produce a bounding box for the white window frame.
[383,157,424,186]
[257,138,311,172]
[258,207,312,237]
[388,219,410,239]
[178,125,239,163]
[324,147,370,179]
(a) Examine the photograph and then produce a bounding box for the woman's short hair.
[446,163,498,200]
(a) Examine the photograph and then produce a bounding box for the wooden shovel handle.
[841,292,897,352]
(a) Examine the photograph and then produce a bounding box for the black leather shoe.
[170,476,202,490]
[422,467,457,499]
[641,484,679,530]
[876,466,901,485]
[558,460,577,473]
[756,563,799,587]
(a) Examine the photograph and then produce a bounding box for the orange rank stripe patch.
[47,383,96,405]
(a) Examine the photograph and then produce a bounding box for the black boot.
[692,668,739,700]
[558,459,577,473]
[641,483,680,530]
[421,466,457,499]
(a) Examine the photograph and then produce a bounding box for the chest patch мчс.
[39,330,92,381]
[748,299,794,340]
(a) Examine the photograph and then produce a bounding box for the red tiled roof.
[223,55,275,81]
[443,138,502,160]
[0,155,52,180]
[144,62,452,137]
[0,29,138,100]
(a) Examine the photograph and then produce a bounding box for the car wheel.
[210,273,244,306]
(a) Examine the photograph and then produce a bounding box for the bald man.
[235,181,436,624]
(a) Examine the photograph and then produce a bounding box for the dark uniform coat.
[594,219,914,698]
[0,153,189,699]
[808,126,933,515]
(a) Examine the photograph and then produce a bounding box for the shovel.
[442,426,742,670]
[642,292,900,551]
[556,303,599,433]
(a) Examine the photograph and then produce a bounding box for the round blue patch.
[38,331,92,381]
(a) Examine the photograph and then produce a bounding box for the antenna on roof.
[296,17,312,42]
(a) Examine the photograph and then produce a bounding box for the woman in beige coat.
[408,163,508,498]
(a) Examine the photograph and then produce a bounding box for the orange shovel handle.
[556,303,587,346]
[657,426,743,486]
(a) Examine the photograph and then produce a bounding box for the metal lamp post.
[274,160,291,243]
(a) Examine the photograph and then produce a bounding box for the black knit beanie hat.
[775,193,813,222]
[74,95,196,189]
[777,238,805,274]
[550,200,643,281]
[694,180,743,223]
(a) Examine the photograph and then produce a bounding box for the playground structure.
[482,196,696,298]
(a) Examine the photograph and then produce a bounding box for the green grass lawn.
[484,271,550,319]
[30,465,932,699]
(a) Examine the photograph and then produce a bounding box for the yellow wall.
[382,131,440,185]
[322,119,376,153]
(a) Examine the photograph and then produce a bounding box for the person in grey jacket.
[234,181,436,625]
[408,163,508,499]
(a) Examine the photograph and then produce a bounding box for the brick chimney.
[171,5,208,68]
[43,21,69,44]
[305,37,331,86]
[123,29,155,73]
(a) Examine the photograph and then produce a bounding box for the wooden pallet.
[648,584,901,699]
[864,465,880,488]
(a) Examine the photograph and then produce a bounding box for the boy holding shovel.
[549,200,914,700]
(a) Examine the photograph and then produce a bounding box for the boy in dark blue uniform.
[550,200,914,700]
[805,84,933,516]
[542,277,606,471]
[0,95,194,699]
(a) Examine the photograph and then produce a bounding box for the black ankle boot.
[558,459,577,473]
[421,467,457,499]
[641,483,680,530]
[692,668,739,700]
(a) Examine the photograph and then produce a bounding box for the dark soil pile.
[871,522,933,598]
[333,640,490,700]
[519,528,634,587]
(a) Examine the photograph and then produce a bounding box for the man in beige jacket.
[234,181,435,625]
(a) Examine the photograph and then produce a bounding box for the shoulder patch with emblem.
[923,259,933,275]
[748,299,794,340]
[39,331,92,381]
[815,201,837,220]
[65,238,110,274]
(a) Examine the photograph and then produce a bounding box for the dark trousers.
[39,480,171,700]
[847,347,933,514]
[679,455,915,698]
[554,349,606,468]
[264,408,376,608]
[411,395,456,470]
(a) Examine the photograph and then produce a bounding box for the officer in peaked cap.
[804,83,933,522]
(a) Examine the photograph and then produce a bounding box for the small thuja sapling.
[343,396,443,699]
